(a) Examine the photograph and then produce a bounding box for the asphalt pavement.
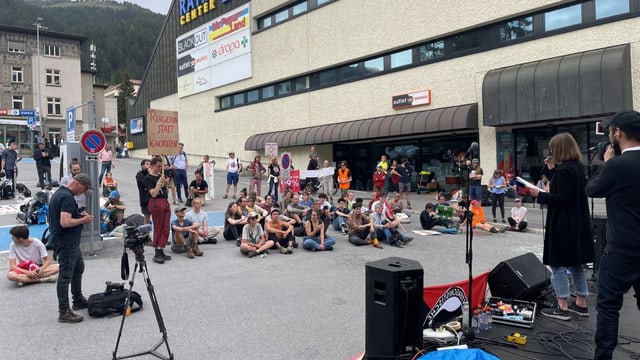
[0,155,625,360]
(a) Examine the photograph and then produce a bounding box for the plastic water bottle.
[479,310,489,331]
[471,310,479,330]
[461,302,470,328]
[486,308,493,330]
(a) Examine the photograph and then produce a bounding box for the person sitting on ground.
[369,203,413,247]
[420,203,459,234]
[188,171,208,205]
[287,193,311,228]
[102,172,118,197]
[185,197,219,248]
[245,196,268,224]
[389,192,404,214]
[170,206,198,258]
[103,190,126,231]
[332,198,351,233]
[240,212,273,258]
[470,199,505,233]
[7,225,59,287]
[452,193,469,227]
[536,174,550,192]
[347,202,381,248]
[435,194,457,228]
[257,195,275,214]
[265,208,295,254]
[303,209,336,252]
[303,198,333,233]
[507,198,528,231]
[223,201,248,247]
[299,191,315,209]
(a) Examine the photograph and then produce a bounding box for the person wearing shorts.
[224,151,242,199]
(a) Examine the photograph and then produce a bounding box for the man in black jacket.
[136,159,151,224]
[34,141,52,189]
[586,110,640,360]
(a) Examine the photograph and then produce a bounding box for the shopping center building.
[127,0,640,190]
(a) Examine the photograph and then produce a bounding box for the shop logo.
[177,55,195,77]
[196,77,208,86]
[177,29,207,55]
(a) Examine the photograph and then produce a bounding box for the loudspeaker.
[489,252,550,301]
[365,257,423,360]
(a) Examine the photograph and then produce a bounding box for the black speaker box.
[365,257,423,360]
[489,252,550,301]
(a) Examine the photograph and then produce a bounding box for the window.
[418,41,445,61]
[8,41,25,53]
[499,17,534,41]
[292,2,308,16]
[390,49,413,69]
[364,57,384,75]
[276,81,291,95]
[259,17,273,29]
[47,97,62,115]
[545,4,582,31]
[44,45,60,57]
[318,69,336,87]
[12,96,23,109]
[46,69,61,86]
[262,85,275,99]
[338,63,359,81]
[247,89,259,102]
[11,66,23,83]
[595,0,629,19]
[274,9,288,23]
[294,76,310,91]
[220,96,231,109]
[232,93,245,106]
[451,33,480,53]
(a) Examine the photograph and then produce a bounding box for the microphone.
[466,142,479,157]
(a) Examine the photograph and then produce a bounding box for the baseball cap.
[109,190,120,198]
[247,211,258,219]
[602,110,640,132]
[73,173,93,190]
[472,158,479,163]
[174,206,187,213]
[470,199,479,206]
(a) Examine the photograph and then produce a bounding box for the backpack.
[88,285,143,318]
[15,183,31,197]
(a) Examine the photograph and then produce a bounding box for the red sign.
[80,130,106,154]
[280,169,300,193]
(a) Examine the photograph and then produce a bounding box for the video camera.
[105,281,125,295]
[124,223,152,250]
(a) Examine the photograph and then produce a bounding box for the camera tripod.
[113,248,174,360]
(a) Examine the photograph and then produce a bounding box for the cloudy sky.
[118,0,172,15]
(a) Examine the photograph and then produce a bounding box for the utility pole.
[33,17,47,138]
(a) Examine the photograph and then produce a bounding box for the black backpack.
[88,283,143,318]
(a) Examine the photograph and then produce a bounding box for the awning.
[482,44,632,126]
[244,103,477,151]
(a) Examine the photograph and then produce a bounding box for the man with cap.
[170,206,198,258]
[33,140,52,189]
[507,198,527,232]
[469,159,484,202]
[586,110,640,360]
[103,190,126,231]
[48,173,94,323]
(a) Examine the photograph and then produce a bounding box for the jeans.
[223,224,243,240]
[37,165,52,188]
[57,246,85,311]
[174,169,188,201]
[333,216,347,231]
[302,236,336,251]
[349,229,371,245]
[549,265,588,299]
[98,162,112,185]
[507,217,527,231]
[595,252,640,360]
[267,177,279,203]
[375,228,393,243]
[490,193,505,219]
[470,185,482,202]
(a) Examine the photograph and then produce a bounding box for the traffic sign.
[281,152,291,170]
[67,108,76,142]
[80,130,106,154]
[27,116,36,125]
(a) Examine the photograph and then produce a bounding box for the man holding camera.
[585,110,640,360]
[49,173,94,323]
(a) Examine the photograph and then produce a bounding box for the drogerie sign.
[147,109,179,155]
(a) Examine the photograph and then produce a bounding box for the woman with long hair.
[530,132,594,321]
[487,169,507,223]
[223,201,248,247]
[267,157,281,203]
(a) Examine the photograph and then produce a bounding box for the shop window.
[11,66,23,83]
[595,0,629,19]
[451,33,480,53]
[545,4,582,31]
[364,57,384,75]
[499,17,534,41]
[338,63,359,82]
[390,49,412,69]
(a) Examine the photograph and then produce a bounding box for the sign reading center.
[80,130,106,154]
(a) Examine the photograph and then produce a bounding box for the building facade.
[127,0,640,189]
[0,24,87,155]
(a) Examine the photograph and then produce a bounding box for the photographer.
[585,110,640,359]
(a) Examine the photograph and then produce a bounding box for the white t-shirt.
[9,238,48,266]
[511,206,527,222]
[185,210,208,228]
[226,157,240,174]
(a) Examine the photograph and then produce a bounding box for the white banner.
[299,167,334,179]
[204,163,215,200]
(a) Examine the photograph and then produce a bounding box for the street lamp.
[33,17,47,137]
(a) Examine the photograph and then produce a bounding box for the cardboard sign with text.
[147,109,179,155]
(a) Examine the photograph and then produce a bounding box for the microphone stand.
[464,159,475,329]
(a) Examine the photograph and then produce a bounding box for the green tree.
[117,73,135,130]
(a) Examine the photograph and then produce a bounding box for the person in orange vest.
[337,161,352,198]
